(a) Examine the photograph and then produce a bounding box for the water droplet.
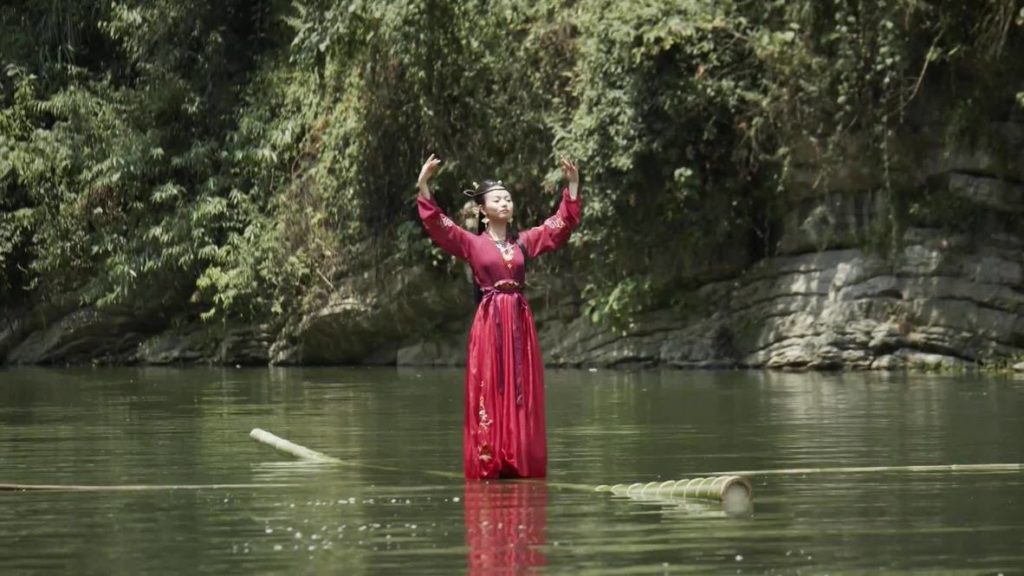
[265,528,273,534]
[273,544,283,551]
[735,555,743,562]
[453,497,460,502]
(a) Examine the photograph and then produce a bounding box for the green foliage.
[2,0,1023,334]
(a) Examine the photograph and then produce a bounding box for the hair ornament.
[462,179,509,199]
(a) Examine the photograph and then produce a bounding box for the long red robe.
[418,188,581,479]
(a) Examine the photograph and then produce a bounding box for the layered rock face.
[539,237,1024,370]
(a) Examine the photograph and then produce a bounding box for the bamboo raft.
[246,428,1024,508]
[6,428,1017,502]
[248,427,751,505]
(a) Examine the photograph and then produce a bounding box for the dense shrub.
[2,0,1022,330]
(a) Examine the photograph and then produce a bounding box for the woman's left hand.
[560,157,579,185]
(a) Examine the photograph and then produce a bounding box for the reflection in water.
[464,480,548,574]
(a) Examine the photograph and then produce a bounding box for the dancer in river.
[416,154,581,479]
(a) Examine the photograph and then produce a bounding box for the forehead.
[483,188,512,201]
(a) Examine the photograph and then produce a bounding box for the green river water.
[1,367,1022,574]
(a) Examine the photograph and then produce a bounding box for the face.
[480,188,514,223]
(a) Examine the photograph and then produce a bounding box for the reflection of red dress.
[463,480,548,573]
[418,188,581,479]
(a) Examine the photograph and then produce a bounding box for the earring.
[482,216,489,225]
[508,215,514,223]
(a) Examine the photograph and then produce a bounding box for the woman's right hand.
[418,154,441,187]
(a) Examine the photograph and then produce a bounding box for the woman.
[416,154,581,479]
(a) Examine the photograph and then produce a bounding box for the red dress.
[418,188,581,479]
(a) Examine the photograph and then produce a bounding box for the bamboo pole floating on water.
[700,463,1024,477]
[595,475,753,505]
[249,428,342,463]
[249,428,466,480]
[0,483,297,492]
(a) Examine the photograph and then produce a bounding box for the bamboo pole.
[701,463,1024,477]
[0,483,297,492]
[249,428,342,463]
[595,475,752,504]
[249,428,467,479]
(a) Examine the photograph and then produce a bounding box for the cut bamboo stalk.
[249,428,466,480]
[595,475,752,504]
[249,428,341,463]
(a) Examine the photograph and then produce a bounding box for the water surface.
[1,367,1022,574]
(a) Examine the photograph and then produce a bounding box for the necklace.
[488,230,515,269]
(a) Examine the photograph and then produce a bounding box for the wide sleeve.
[418,194,474,261]
[519,187,581,258]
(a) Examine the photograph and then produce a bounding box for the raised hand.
[560,157,578,184]
[560,157,579,199]
[418,153,442,199]
[419,154,442,186]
